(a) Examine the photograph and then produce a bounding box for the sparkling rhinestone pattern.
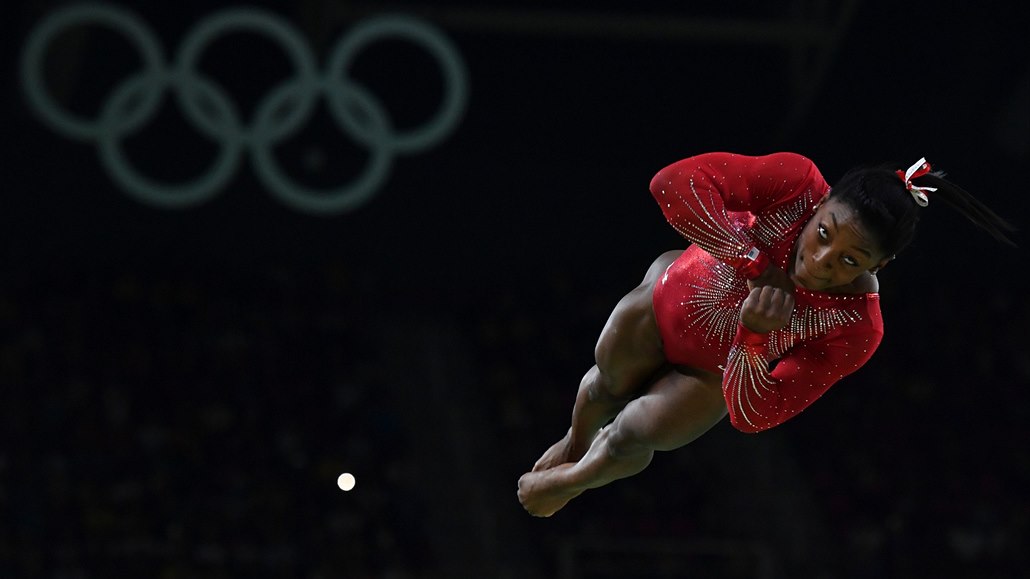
[766,301,865,359]
[722,295,877,432]
[658,177,752,262]
[677,261,746,347]
[750,187,816,250]
[724,343,777,430]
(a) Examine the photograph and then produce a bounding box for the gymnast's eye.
[817,224,829,239]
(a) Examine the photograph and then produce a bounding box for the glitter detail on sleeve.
[720,299,884,433]
[660,177,752,262]
[649,152,824,270]
[750,188,817,249]
[724,342,778,430]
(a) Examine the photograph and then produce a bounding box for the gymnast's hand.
[740,285,795,333]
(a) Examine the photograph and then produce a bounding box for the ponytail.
[919,171,1017,247]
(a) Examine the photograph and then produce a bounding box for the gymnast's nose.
[812,247,833,270]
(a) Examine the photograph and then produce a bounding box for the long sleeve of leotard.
[649,152,820,276]
[722,307,884,433]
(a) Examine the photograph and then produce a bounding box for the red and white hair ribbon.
[896,157,936,207]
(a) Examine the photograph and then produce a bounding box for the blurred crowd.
[1,258,1028,578]
[1,263,430,578]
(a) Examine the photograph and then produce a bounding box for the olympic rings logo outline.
[21,3,469,215]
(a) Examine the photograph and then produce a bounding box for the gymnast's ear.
[870,254,895,274]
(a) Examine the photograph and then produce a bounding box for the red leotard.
[650,152,884,433]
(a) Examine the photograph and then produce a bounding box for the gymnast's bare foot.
[532,429,598,472]
[517,465,582,517]
[532,431,573,472]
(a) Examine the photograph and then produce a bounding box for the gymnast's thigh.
[592,250,684,394]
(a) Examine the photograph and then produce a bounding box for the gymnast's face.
[791,198,890,291]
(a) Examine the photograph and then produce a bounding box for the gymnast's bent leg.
[518,366,727,517]
[531,250,682,472]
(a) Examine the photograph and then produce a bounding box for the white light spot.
[337,472,356,491]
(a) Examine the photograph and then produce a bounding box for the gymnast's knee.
[602,417,653,459]
[587,367,635,403]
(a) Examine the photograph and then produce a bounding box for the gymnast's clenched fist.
[740,285,795,334]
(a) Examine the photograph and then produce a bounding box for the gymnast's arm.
[722,301,884,433]
[649,151,819,278]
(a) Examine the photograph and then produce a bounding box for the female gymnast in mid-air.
[517,151,1016,517]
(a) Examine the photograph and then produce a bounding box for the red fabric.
[650,152,884,433]
[738,247,769,279]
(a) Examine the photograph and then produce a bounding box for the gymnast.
[517,151,1016,517]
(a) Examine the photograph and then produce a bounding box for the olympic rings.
[21,3,469,214]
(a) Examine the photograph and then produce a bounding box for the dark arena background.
[3,1,1029,577]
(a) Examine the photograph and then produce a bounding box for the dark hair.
[828,162,1017,257]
